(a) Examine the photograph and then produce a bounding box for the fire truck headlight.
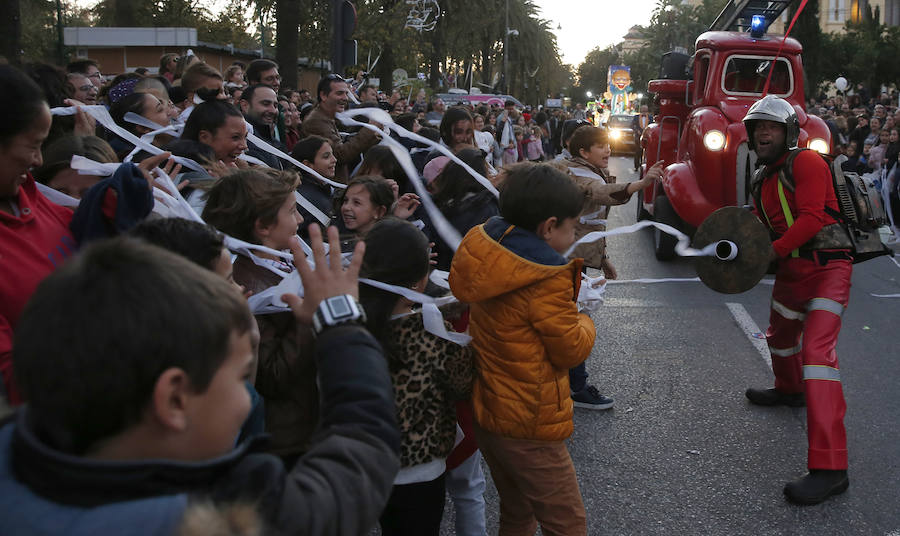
[703,130,725,151]
[809,138,829,154]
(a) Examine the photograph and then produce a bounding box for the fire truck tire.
[653,195,678,261]
[636,192,650,221]
[635,167,651,221]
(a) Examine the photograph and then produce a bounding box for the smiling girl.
[290,135,338,237]
[339,175,420,241]
[182,100,248,167]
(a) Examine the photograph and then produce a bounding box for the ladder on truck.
[709,0,794,32]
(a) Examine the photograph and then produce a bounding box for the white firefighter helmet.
[742,95,800,150]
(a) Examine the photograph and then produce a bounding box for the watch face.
[327,296,352,318]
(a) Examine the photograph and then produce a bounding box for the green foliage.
[201,0,259,51]
[20,0,92,63]
[818,6,900,95]
[350,0,568,101]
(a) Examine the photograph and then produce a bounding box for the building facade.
[63,27,326,91]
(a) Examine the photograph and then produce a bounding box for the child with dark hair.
[181,100,248,167]
[356,145,406,191]
[34,135,118,199]
[129,217,265,443]
[560,125,661,410]
[202,168,319,462]
[0,231,401,534]
[338,176,420,245]
[359,218,474,535]
[449,162,596,535]
[428,148,498,271]
[291,135,339,237]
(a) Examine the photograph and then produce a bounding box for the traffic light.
[331,0,357,75]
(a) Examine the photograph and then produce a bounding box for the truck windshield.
[722,56,792,96]
[607,115,632,128]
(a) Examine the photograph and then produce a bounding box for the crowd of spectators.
[806,88,900,240]
[0,51,644,536]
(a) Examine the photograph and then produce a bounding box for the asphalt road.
[438,156,900,535]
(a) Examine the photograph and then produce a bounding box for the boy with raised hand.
[449,163,596,535]
[0,225,400,535]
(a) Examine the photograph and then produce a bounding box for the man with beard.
[301,75,380,183]
[744,95,854,506]
[240,84,286,169]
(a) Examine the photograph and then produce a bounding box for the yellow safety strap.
[776,180,800,258]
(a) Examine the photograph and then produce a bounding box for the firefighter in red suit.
[744,95,853,505]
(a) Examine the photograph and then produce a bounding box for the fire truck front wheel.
[653,195,678,261]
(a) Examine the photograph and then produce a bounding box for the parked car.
[605,114,637,155]
[437,92,524,109]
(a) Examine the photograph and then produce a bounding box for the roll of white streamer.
[714,240,738,261]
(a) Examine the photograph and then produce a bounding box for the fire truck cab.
[638,0,832,259]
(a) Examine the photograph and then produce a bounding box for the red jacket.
[0,175,75,404]
[756,150,841,258]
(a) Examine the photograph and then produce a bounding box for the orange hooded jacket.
[449,217,596,441]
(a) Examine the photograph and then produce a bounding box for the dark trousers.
[380,474,447,535]
[633,140,643,170]
[569,362,588,393]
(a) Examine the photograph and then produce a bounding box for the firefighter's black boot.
[783,470,849,505]
[745,387,805,407]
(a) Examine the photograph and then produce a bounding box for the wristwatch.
[311,294,367,336]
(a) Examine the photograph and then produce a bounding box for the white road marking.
[726,302,771,369]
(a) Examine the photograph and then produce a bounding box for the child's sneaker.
[571,385,614,410]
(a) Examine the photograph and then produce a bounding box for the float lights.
[750,15,766,38]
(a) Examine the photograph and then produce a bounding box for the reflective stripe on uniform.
[807,297,844,317]
[803,365,841,382]
[770,340,803,357]
[772,299,806,321]
[777,180,800,258]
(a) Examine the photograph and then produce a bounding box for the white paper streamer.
[568,166,607,184]
[243,129,348,190]
[605,277,702,284]
[335,112,463,252]
[35,182,80,208]
[429,269,450,289]
[294,191,331,226]
[340,107,500,198]
[51,106,207,174]
[564,220,719,259]
[71,155,122,177]
[577,274,606,312]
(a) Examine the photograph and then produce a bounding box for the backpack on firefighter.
[750,148,892,264]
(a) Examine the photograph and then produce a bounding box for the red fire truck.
[637,0,832,259]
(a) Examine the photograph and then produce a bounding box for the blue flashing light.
[750,14,766,38]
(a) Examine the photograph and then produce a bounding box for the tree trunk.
[0,0,21,64]
[276,0,301,90]
[376,42,394,92]
[480,39,492,86]
[428,23,443,89]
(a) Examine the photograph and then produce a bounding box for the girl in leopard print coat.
[359,217,475,536]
